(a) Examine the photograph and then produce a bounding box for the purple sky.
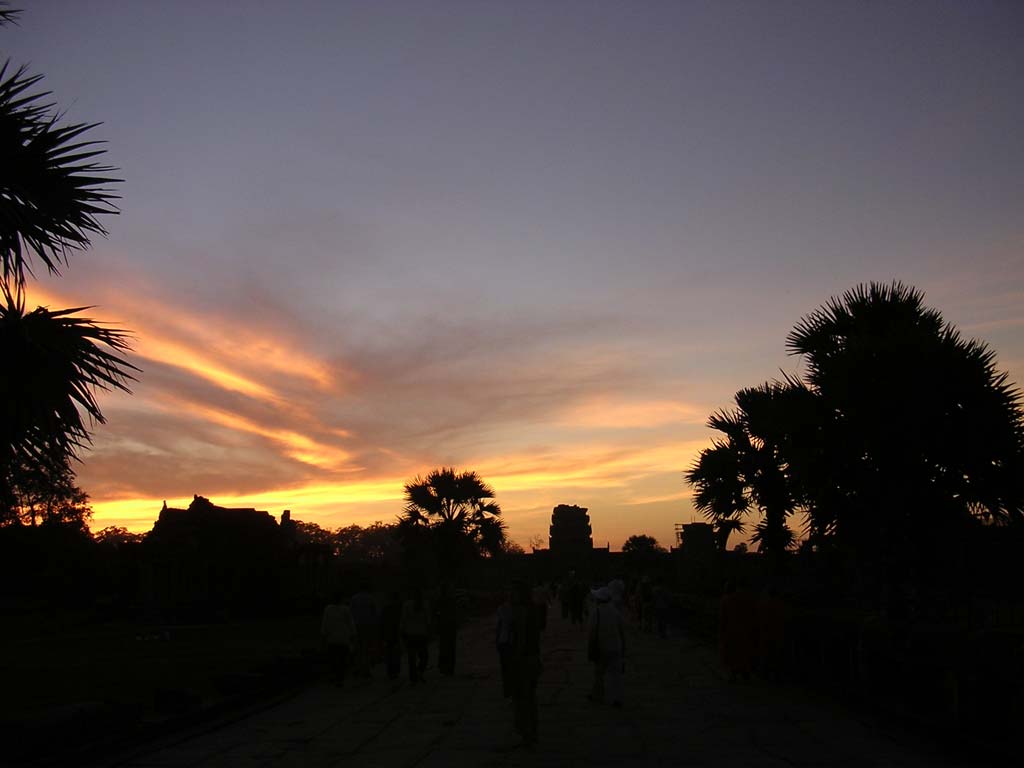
[10,1,1024,547]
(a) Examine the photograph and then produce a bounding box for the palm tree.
[686,386,799,557]
[400,467,506,572]
[787,282,1024,557]
[0,58,120,285]
[0,283,137,517]
[0,11,136,520]
[686,417,749,551]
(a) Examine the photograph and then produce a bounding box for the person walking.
[568,577,586,626]
[436,582,457,676]
[401,587,430,685]
[321,590,357,687]
[587,585,626,707]
[510,580,542,748]
[719,580,758,682]
[496,587,516,698]
[349,581,377,679]
[380,589,403,681]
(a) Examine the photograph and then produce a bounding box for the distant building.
[549,504,593,556]
[152,495,278,537]
[676,522,716,559]
[147,495,284,616]
[524,504,614,580]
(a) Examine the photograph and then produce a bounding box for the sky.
[7,1,1023,549]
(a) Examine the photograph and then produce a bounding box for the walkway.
[102,608,977,767]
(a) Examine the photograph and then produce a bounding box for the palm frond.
[0,3,20,27]
[0,60,121,283]
[0,284,137,466]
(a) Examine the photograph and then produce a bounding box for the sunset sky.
[9,1,1023,548]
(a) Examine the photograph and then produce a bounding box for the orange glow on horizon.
[24,284,708,549]
[89,437,708,546]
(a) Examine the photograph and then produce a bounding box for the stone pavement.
[101,608,979,767]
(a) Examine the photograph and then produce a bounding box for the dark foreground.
[88,609,986,768]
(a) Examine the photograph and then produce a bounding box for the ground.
[96,607,982,767]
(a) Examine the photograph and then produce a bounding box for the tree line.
[687,281,1024,591]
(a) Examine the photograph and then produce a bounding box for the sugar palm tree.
[686,415,750,552]
[0,282,136,515]
[0,58,120,285]
[0,11,136,518]
[686,387,798,557]
[400,467,506,571]
[787,282,1024,554]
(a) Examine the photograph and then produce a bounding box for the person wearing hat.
[587,584,626,707]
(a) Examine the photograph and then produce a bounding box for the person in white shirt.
[587,585,626,707]
[321,590,357,687]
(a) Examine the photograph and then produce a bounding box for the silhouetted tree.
[334,521,401,561]
[292,519,334,547]
[688,281,1024,586]
[622,534,666,572]
[399,467,506,575]
[786,282,1024,566]
[686,385,798,558]
[501,538,526,556]
[2,455,91,530]
[622,534,665,556]
[93,525,144,547]
[0,8,136,519]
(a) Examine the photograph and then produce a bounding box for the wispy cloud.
[27,276,706,546]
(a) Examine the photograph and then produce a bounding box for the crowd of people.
[319,571,752,750]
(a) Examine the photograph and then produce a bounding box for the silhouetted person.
[653,581,671,638]
[757,585,787,681]
[401,587,430,684]
[639,577,655,632]
[609,575,626,617]
[380,589,403,681]
[495,586,516,698]
[569,578,586,625]
[587,585,626,707]
[719,580,758,682]
[532,583,549,631]
[510,579,542,748]
[437,582,457,676]
[349,581,377,679]
[321,590,356,687]
[558,578,571,620]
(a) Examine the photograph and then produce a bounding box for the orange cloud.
[28,278,712,548]
[153,397,355,471]
[25,284,338,403]
[474,438,707,491]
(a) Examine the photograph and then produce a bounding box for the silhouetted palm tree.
[686,387,798,557]
[400,467,506,571]
[0,59,119,285]
[0,283,136,512]
[0,11,135,519]
[686,418,749,551]
[788,282,1024,556]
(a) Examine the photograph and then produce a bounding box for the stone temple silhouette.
[549,504,593,556]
